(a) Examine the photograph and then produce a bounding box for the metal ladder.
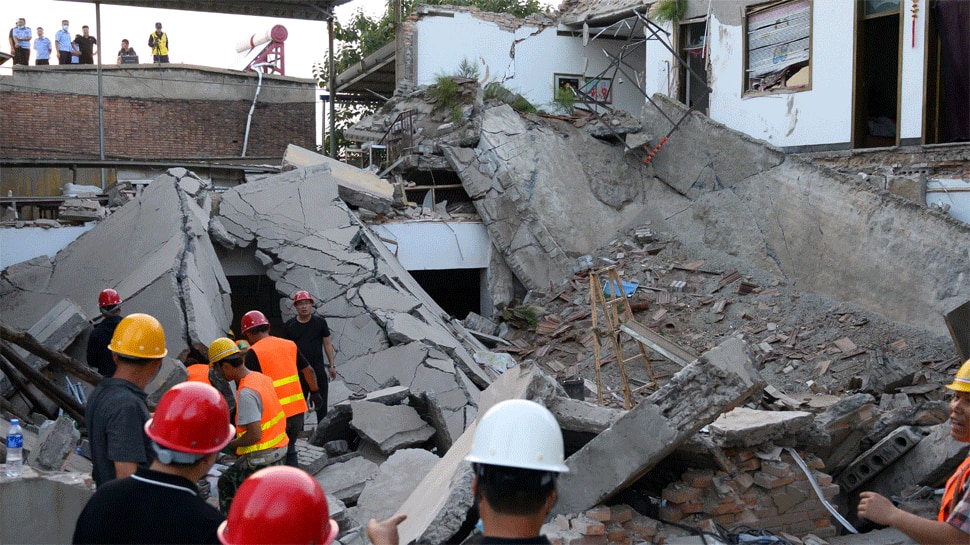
[589,266,656,409]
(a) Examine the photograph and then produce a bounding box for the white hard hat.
[465,399,569,473]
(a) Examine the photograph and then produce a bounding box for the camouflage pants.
[217,448,285,514]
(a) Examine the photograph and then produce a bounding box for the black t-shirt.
[87,314,123,377]
[465,536,552,544]
[75,35,96,61]
[73,466,224,544]
[85,377,154,487]
[282,315,331,370]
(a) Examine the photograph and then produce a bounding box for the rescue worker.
[241,310,322,467]
[209,337,289,514]
[217,466,339,545]
[86,288,124,377]
[73,382,233,544]
[235,339,250,354]
[284,290,338,423]
[858,358,970,544]
[186,359,212,385]
[367,399,569,544]
[85,313,167,487]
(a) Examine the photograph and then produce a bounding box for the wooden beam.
[0,322,102,386]
[0,344,86,426]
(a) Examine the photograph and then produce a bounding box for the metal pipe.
[242,62,273,157]
[96,2,105,190]
[328,17,336,158]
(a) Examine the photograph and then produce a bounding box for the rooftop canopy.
[61,0,352,20]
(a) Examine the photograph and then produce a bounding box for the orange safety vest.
[250,336,307,417]
[940,456,970,522]
[185,364,211,385]
[235,371,289,456]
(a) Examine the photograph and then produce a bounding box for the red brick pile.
[658,449,839,538]
[542,504,661,545]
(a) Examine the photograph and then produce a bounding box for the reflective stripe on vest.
[235,371,289,456]
[185,364,211,385]
[250,336,308,417]
[940,456,970,522]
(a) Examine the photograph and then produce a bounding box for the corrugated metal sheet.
[747,0,810,77]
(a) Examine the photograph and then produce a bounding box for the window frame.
[742,0,814,96]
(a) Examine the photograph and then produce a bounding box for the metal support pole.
[96,2,106,190]
[328,18,336,158]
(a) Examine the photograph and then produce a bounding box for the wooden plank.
[618,319,697,368]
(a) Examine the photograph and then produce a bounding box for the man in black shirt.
[74,25,96,64]
[74,382,234,544]
[283,290,336,422]
[87,288,124,377]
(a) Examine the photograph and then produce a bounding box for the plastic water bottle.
[5,419,24,478]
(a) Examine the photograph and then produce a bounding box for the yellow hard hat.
[946,359,970,393]
[109,313,168,359]
[208,337,240,365]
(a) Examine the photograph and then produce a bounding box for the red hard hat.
[218,466,338,545]
[144,382,234,454]
[240,310,269,334]
[293,290,314,305]
[98,288,122,308]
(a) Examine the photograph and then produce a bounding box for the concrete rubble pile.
[3,80,970,544]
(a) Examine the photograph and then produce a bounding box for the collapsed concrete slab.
[213,165,491,442]
[0,168,233,359]
[442,105,652,290]
[393,363,564,545]
[316,455,378,505]
[30,414,79,471]
[707,407,814,448]
[281,144,395,215]
[641,95,970,337]
[554,337,765,515]
[354,448,441,527]
[350,401,435,455]
[860,421,969,499]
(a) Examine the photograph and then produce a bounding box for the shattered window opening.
[743,0,812,95]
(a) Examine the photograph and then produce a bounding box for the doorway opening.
[853,3,901,148]
[409,268,482,320]
[678,20,709,114]
[226,275,286,337]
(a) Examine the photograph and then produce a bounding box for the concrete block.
[145,358,189,409]
[29,415,79,471]
[336,386,410,408]
[862,422,969,500]
[554,337,764,514]
[708,407,814,448]
[546,396,623,435]
[17,299,90,370]
[350,401,435,455]
[839,426,924,493]
[315,456,379,504]
[355,449,440,526]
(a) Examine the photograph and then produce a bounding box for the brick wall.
[1,91,314,159]
[658,449,840,538]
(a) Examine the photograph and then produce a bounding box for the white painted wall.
[415,12,646,116]
[371,220,491,270]
[0,224,95,270]
[643,0,930,149]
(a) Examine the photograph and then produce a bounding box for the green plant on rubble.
[552,85,576,114]
[456,57,481,80]
[484,81,538,113]
[650,0,687,24]
[429,74,461,110]
[517,306,540,329]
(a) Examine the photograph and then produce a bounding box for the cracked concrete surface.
[0,168,233,358]
[213,164,490,440]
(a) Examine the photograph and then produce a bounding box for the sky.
[1,0,388,78]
